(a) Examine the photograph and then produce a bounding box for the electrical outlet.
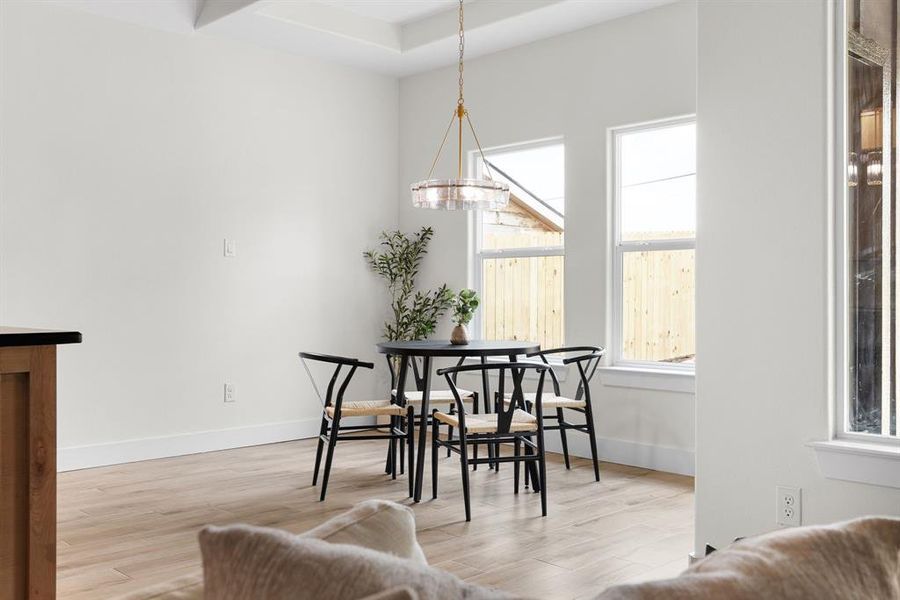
[776,486,801,527]
[224,383,235,403]
[224,238,236,257]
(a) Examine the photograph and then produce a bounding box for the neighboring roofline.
[484,159,564,232]
[509,192,563,232]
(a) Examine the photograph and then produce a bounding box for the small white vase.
[450,324,469,345]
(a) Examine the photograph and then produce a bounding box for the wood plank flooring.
[57,438,694,599]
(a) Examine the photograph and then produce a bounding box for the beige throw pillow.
[360,587,419,600]
[199,524,515,600]
[596,516,900,600]
[116,500,426,600]
[302,499,427,564]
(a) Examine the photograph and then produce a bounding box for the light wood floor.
[58,438,694,599]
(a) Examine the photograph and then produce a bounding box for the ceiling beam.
[402,0,562,52]
[193,0,677,77]
[195,0,260,29]
[253,1,402,52]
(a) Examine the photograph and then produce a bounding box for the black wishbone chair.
[384,355,480,475]
[501,346,604,481]
[300,352,415,501]
[431,361,550,521]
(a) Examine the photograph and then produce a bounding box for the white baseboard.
[59,419,695,477]
[58,418,323,472]
[544,435,695,476]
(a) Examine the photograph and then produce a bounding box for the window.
[473,140,565,349]
[612,118,696,369]
[840,1,898,439]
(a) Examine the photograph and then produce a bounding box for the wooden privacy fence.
[479,245,694,362]
[622,249,695,362]
[482,255,565,350]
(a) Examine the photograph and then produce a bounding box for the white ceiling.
[319,0,461,25]
[57,0,677,77]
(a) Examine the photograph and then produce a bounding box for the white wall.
[398,1,697,474]
[0,1,398,468]
[695,0,900,552]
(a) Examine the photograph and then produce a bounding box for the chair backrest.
[527,346,605,401]
[298,352,373,415]
[385,354,465,392]
[437,362,550,434]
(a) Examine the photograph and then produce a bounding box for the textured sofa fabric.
[301,499,428,564]
[121,506,900,600]
[200,525,514,600]
[119,500,429,600]
[359,587,420,600]
[120,577,419,600]
[596,517,900,600]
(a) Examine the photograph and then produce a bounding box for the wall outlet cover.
[776,486,801,527]
[224,383,236,403]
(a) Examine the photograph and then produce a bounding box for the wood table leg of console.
[0,345,57,600]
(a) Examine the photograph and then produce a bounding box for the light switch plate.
[224,238,236,257]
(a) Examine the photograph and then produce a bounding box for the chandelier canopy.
[410,0,509,211]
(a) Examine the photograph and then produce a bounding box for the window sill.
[597,366,695,394]
[808,439,900,489]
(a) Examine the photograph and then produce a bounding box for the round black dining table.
[376,340,541,502]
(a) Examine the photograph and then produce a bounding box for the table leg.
[394,358,413,498]
[413,356,432,502]
[509,353,540,492]
[0,346,57,600]
[479,356,495,470]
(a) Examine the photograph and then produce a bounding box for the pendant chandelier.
[410,0,509,210]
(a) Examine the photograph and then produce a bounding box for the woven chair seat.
[392,389,475,403]
[325,400,405,418]
[503,392,587,409]
[434,409,537,433]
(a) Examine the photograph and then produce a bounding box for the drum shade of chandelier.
[410,0,509,210]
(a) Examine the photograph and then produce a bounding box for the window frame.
[832,2,898,444]
[808,2,899,488]
[610,116,697,373]
[469,137,567,352]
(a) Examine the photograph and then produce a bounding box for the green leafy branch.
[452,288,480,326]
[364,227,454,341]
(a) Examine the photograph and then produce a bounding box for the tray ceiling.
[56,0,677,77]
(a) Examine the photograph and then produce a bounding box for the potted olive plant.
[450,288,480,345]
[364,226,453,342]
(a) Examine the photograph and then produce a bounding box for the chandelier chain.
[416,0,506,202]
[458,0,464,106]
